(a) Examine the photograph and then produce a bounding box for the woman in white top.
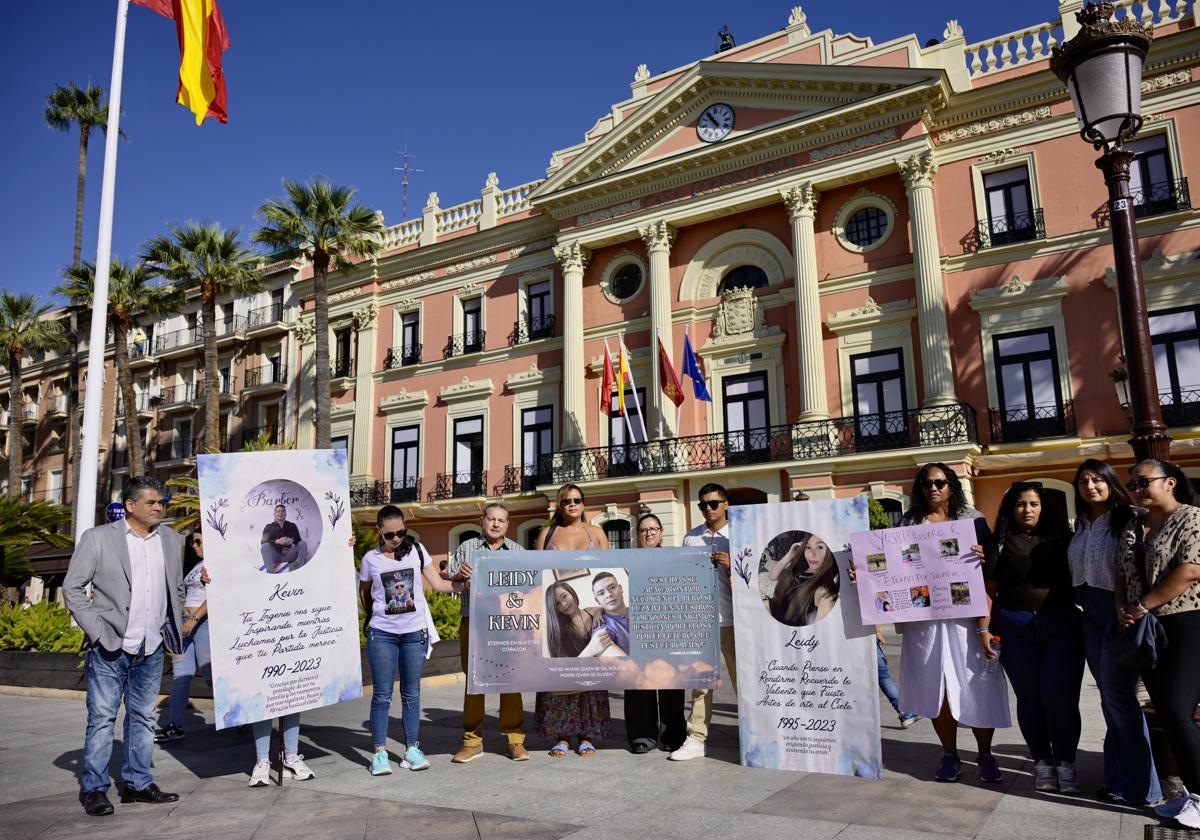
[359,504,464,776]
[1070,459,1160,805]
[156,529,211,743]
[898,463,1010,784]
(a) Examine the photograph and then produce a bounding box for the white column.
[781,182,828,420]
[898,151,957,407]
[350,303,378,480]
[639,220,676,438]
[553,241,589,448]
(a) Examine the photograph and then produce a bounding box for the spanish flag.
[617,343,629,416]
[601,343,617,416]
[133,0,230,125]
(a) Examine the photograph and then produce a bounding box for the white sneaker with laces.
[248,758,270,787]
[668,736,705,761]
[1034,760,1058,792]
[283,753,314,780]
[1056,762,1080,795]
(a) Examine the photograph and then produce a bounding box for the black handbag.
[1105,520,1168,670]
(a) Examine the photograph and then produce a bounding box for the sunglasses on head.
[699,499,725,511]
[562,497,584,506]
[1127,476,1168,492]
[380,530,407,541]
[920,479,949,490]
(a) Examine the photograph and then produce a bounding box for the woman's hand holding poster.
[849,519,988,624]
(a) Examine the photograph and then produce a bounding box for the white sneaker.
[248,758,270,787]
[1056,762,1080,795]
[668,736,705,761]
[1034,760,1058,792]
[283,753,314,780]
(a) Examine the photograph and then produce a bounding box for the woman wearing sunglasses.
[1070,459,1160,805]
[534,483,611,757]
[898,463,1009,784]
[1117,459,1200,823]
[987,481,1082,794]
[155,529,211,744]
[359,504,465,776]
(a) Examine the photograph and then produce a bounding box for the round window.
[717,265,769,294]
[611,263,643,301]
[843,207,888,249]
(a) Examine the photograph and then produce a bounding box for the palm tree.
[254,178,382,448]
[0,294,68,498]
[46,83,122,509]
[56,259,183,476]
[142,223,262,453]
[0,497,72,605]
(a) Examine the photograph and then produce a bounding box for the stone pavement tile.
[470,810,582,840]
[976,790,1126,839]
[251,815,366,840]
[1119,810,1158,840]
[641,808,847,839]
[749,773,907,822]
[831,825,974,840]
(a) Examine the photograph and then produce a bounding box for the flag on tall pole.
[617,339,629,416]
[619,334,649,441]
[682,328,713,402]
[601,341,617,416]
[658,330,684,409]
[133,0,231,125]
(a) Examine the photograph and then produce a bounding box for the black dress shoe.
[119,783,179,804]
[82,790,114,816]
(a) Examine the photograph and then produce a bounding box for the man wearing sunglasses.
[65,475,186,816]
[259,504,309,573]
[672,483,737,761]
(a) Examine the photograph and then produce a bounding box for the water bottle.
[985,635,1002,675]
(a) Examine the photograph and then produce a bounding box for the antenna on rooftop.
[393,132,426,221]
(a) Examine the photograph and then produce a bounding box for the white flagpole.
[75,0,130,539]
[620,333,649,442]
[676,325,688,434]
[604,337,635,444]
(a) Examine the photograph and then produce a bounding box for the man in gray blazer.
[65,475,185,817]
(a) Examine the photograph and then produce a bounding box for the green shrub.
[0,601,84,652]
[426,589,462,641]
[867,496,894,530]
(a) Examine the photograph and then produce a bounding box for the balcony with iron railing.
[429,470,487,500]
[332,356,354,379]
[382,344,422,370]
[444,330,486,359]
[159,383,198,409]
[349,478,422,507]
[988,401,1076,444]
[45,395,68,418]
[246,302,286,329]
[110,448,129,470]
[974,208,1045,250]
[1133,178,1191,219]
[1162,388,1200,428]
[154,325,201,354]
[244,363,288,390]
[509,314,555,346]
[494,464,553,495]
[115,391,154,417]
[154,438,197,463]
[20,404,38,424]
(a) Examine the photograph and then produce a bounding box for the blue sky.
[4,1,1057,302]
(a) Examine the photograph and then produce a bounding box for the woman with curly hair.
[766,533,837,626]
[987,481,1083,794]
[899,463,1009,785]
[1070,459,1159,804]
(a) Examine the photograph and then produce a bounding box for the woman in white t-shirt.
[359,504,465,776]
[156,529,211,743]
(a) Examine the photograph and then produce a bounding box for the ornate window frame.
[833,190,898,254]
[505,365,561,477]
[969,150,1042,239]
[599,250,647,305]
[439,377,494,475]
[680,228,791,301]
[390,298,423,352]
[826,297,919,418]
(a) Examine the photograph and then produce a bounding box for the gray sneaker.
[1056,762,1080,795]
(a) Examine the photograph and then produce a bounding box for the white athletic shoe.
[283,753,314,780]
[248,758,270,787]
[668,736,705,761]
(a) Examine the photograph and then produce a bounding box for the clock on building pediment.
[697,103,735,142]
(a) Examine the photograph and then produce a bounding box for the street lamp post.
[1051,1,1172,463]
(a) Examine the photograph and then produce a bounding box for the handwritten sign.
[199,450,362,729]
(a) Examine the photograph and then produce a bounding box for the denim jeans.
[1078,585,1161,802]
[994,606,1085,764]
[877,640,902,714]
[367,627,427,748]
[167,614,212,728]
[81,643,165,793]
[251,714,300,760]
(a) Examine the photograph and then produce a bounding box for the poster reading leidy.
[467,547,720,693]
[198,450,363,729]
[730,498,881,777]
[849,519,989,625]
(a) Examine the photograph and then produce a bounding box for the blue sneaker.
[370,751,392,776]
[401,744,430,771]
[978,753,1003,783]
[934,752,962,782]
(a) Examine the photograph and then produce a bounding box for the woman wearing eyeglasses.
[987,481,1082,794]
[624,513,687,754]
[898,463,1009,785]
[1117,459,1200,822]
[155,529,211,744]
[1070,459,1160,805]
[359,504,465,776]
[534,483,611,757]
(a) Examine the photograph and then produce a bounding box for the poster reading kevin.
[198,450,362,729]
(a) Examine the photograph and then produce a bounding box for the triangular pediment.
[533,62,944,200]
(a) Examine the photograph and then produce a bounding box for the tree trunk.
[203,294,220,452]
[8,356,22,499]
[114,324,142,476]
[313,253,331,449]
[73,125,88,267]
[65,126,88,527]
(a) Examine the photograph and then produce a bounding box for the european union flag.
[682,333,712,402]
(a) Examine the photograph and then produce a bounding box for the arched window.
[603,520,632,550]
[525,526,542,550]
[1041,488,1069,526]
[878,498,904,528]
[727,487,768,506]
[457,529,480,549]
[717,265,769,294]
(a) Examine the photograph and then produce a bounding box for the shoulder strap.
[544,524,558,549]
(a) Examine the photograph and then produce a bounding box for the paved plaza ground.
[0,640,1164,840]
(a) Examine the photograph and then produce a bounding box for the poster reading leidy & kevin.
[468,547,720,693]
[730,498,881,777]
[198,450,363,729]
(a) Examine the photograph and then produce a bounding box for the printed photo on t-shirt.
[380,569,416,615]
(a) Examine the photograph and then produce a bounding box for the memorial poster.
[849,519,988,625]
[198,450,362,729]
[730,498,881,777]
[467,547,720,692]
